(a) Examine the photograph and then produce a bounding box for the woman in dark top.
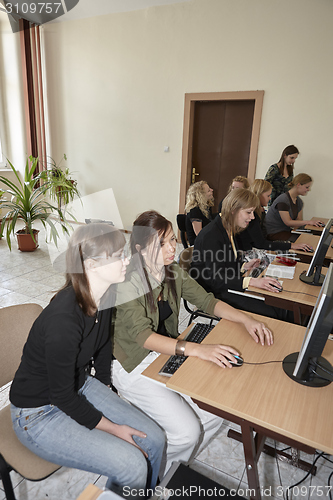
[264,144,299,206]
[237,179,312,252]
[191,189,287,319]
[185,180,214,245]
[265,174,323,241]
[10,223,164,493]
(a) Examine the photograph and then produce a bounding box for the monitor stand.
[299,269,324,286]
[283,352,333,387]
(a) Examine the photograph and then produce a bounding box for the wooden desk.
[305,217,333,236]
[144,316,333,499]
[292,233,333,264]
[247,262,326,324]
[77,484,102,500]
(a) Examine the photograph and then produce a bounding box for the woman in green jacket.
[113,210,273,475]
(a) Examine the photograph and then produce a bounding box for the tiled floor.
[1,225,332,499]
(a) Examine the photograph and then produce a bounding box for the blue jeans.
[11,376,165,491]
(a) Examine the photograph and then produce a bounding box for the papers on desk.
[265,264,296,280]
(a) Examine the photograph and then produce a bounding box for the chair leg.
[0,454,17,500]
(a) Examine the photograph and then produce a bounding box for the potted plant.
[40,154,81,211]
[0,156,72,251]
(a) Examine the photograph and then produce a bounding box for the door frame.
[178,90,264,213]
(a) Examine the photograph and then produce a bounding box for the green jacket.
[114,262,219,372]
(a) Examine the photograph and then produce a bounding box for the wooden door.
[179,91,264,214]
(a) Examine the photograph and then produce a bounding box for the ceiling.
[55,0,191,22]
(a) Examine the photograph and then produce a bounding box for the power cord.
[285,452,324,500]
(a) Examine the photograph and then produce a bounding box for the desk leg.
[240,421,265,500]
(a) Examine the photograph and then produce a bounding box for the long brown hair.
[221,189,260,235]
[56,223,125,316]
[131,210,177,312]
[277,145,299,176]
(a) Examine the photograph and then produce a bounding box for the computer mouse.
[305,248,314,253]
[270,283,283,292]
[229,354,244,367]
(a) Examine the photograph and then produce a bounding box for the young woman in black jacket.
[191,189,287,319]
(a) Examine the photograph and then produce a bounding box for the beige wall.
[42,0,333,229]
[0,13,26,172]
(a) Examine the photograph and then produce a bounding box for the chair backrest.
[0,303,43,387]
[178,246,194,273]
[176,214,188,249]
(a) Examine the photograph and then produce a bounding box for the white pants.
[112,352,223,475]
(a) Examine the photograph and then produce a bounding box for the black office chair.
[176,214,188,249]
[178,247,218,327]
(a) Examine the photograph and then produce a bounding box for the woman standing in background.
[264,145,299,206]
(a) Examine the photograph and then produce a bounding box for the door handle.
[191,167,199,184]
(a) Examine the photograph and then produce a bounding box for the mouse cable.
[243,360,293,366]
[279,289,318,298]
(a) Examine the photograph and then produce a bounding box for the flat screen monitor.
[283,263,333,387]
[299,218,333,286]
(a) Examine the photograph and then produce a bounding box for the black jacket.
[237,212,291,252]
[190,215,245,297]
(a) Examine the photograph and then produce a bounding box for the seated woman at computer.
[264,144,299,206]
[10,223,165,493]
[237,179,312,252]
[191,189,287,318]
[112,210,273,475]
[218,175,250,213]
[185,180,215,245]
[264,173,323,241]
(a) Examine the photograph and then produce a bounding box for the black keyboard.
[158,323,215,377]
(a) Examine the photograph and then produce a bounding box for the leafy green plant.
[0,156,72,250]
[40,154,81,210]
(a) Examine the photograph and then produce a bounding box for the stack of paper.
[265,264,296,280]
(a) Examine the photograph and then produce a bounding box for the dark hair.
[278,145,299,176]
[57,223,125,316]
[131,210,177,312]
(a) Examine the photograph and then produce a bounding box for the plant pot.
[15,229,39,252]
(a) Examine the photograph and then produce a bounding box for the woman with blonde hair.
[217,175,250,213]
[185,180,214,245]
[191,189,286,317]
[265,173,323,241]
[237,179,312,251]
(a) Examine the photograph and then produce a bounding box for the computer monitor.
[283,263,333,387]
[299,218,333,286]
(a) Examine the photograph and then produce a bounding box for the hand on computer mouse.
[251,277,282,293]
[291,242,312,252]
[312,220,325,228]
[187,343,240,369]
